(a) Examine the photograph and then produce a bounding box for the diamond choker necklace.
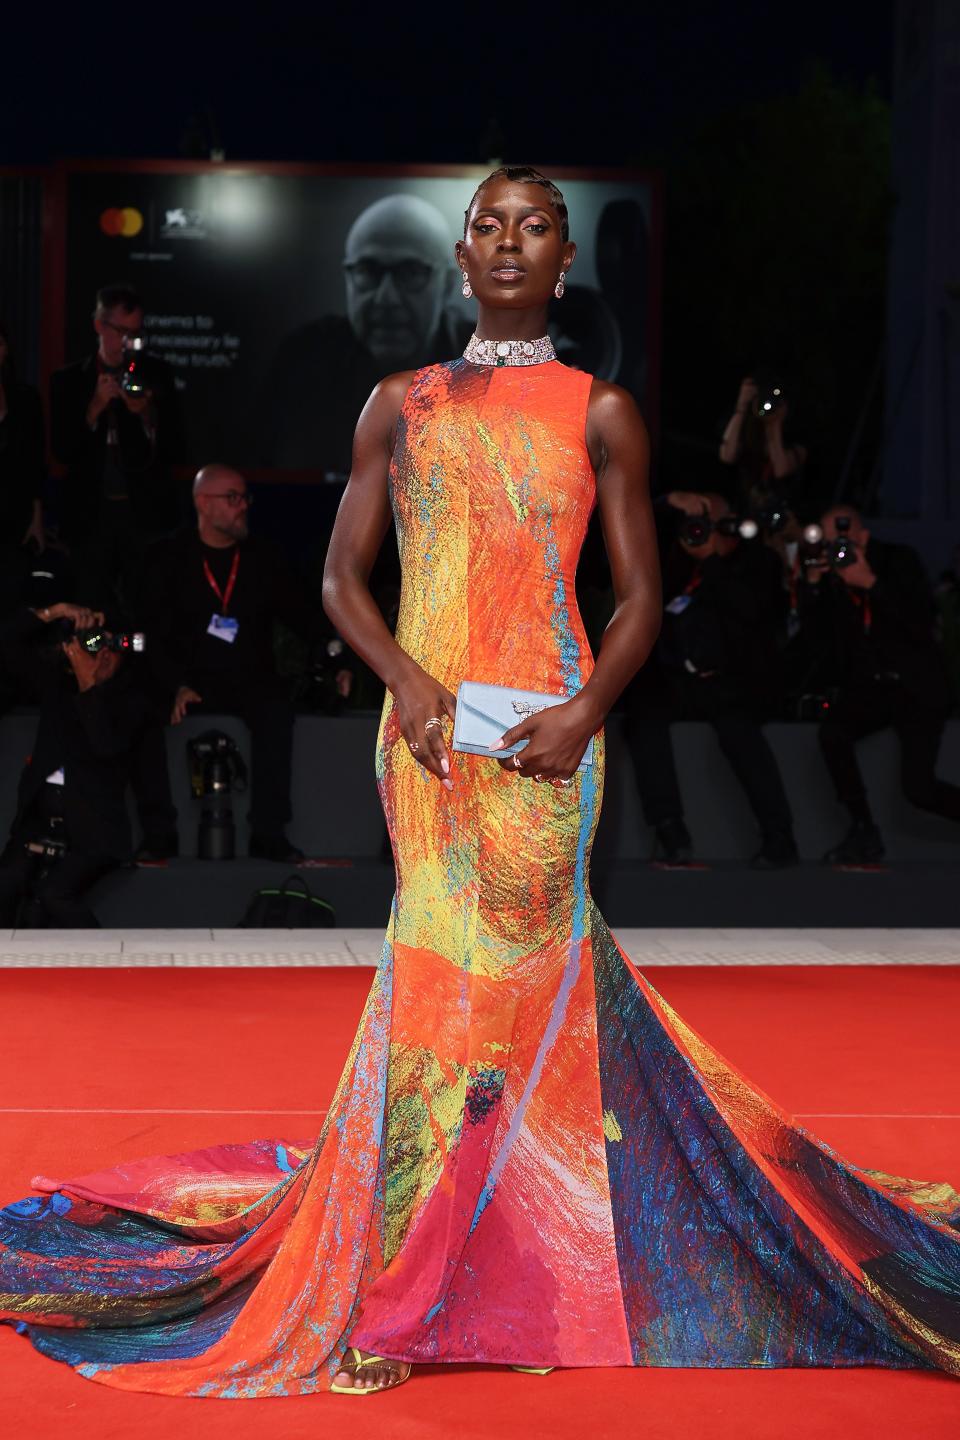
[463,334,557,367]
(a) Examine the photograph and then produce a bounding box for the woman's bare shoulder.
[587,377,643,425]
[369,369,419,417]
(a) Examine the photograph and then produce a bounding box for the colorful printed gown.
[2,359,959,1394]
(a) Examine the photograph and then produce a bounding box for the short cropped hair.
[95,282,143,315]
[464,166,570,243]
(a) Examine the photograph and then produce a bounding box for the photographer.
[137,464,331,863]
[719,374,807,523]
[624,491,799,868]
[50,283,184,615]
[799,505,960,863]
[0,603,153,927]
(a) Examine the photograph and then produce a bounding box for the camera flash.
[738,519,759,540]
[804,525,822,544]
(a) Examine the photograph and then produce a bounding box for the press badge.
[666,594,693,616]
[207,613,239,644]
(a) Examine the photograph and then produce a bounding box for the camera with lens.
[293,637,351,716]
[121,334,148,396]
[187,730,249,861]
[23,816,68,865]
[77,626,145,654]
[750,494,792,536]
[676,509,755,549]
[801,515,857,571]
[792,689,839,721]
[753,380,786,419]
[54,618,145,654]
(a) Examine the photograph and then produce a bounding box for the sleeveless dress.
[1,358,958,1394]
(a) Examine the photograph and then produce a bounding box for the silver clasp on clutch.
[511,701,548,718]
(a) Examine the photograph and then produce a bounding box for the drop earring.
[461,271,473,299]
[554,271,566,299]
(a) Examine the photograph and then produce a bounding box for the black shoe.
[652,817,694,864]
[249,832,305,864]
[751,833,800,870]
[822,821,885,865]
[134,834,179,864]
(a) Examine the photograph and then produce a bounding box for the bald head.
[193,464,250,546]
[343,194,455,364]
[193,463,244,498]
[345,194,454,268]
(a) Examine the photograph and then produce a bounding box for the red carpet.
[2,962,959,1439]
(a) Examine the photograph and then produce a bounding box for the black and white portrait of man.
[260,193,467,475]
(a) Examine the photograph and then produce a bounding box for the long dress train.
[2,358,958,1395]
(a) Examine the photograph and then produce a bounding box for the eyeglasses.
[342,259,438,295]
[100,317,143,340]
[204,491,252,507]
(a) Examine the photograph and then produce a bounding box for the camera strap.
[203,550,240,615]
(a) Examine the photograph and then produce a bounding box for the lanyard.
[203,549,240,615]
[849,588,872,635]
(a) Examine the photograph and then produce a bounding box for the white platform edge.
[0,928,957,967]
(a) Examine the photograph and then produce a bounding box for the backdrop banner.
[63,167,660,476]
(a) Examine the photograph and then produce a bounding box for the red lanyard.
[849,589,872,634]
[203,550,239,615]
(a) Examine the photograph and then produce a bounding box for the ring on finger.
[512,754,523,770]
[555,777,573,787]
[424,716,444,732]
[534,772,545,782]
[409,740,420,754]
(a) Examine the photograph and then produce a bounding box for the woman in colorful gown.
[1,167,958,1398]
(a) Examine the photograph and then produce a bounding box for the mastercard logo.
[99,207,144,238]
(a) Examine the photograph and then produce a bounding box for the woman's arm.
[491,382,661,779]
[321,374,455,790]
[576,380,661,725]
[719,377,757,464]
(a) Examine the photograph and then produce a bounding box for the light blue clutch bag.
[452,680,594,768]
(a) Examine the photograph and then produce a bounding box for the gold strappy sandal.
[511,1365,554,1374]
[331,1345,412,1395]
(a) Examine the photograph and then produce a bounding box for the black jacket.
[797,538,952,708]
[656,531,786,686]
[259,313,465,474]
[141,528,325,696]
[0,613,153,860]
[50,351,185,538]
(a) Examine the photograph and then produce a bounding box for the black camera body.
[52,622,144,656]
[121,335,149,396]
[676,510,748,549]
[187,731,249,861]
[78,627,145,654]
[802,515,857,571]
[792,691,839,721]
[293,637,350,716]
[753,380,786,419]
[54,619,145,654]
[751,494,792,535]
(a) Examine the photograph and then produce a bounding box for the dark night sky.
[9,2,892,166]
